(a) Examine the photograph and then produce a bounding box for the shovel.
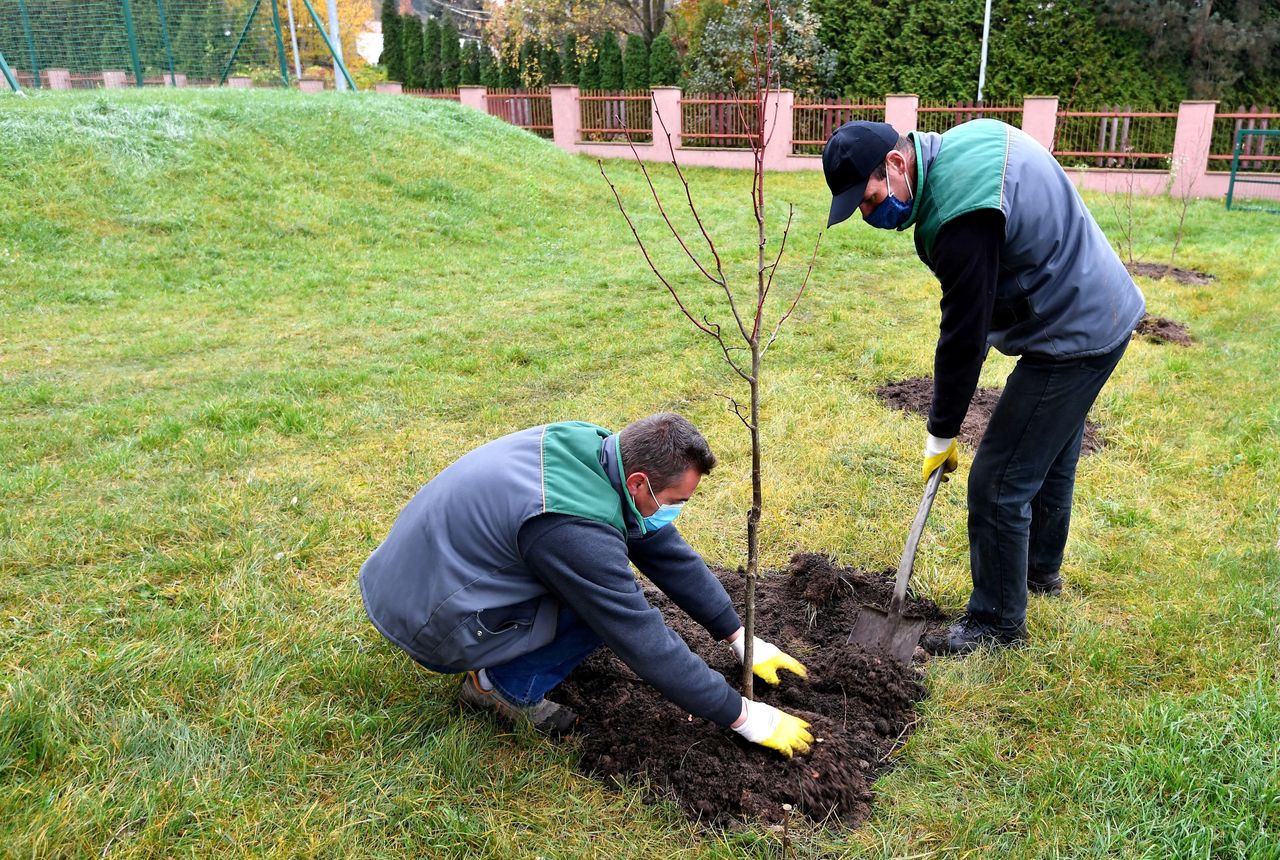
[846,463,946,663]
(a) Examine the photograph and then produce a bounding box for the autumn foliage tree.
[599,0,821,699]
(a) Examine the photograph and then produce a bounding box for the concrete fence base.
[297,79,325,93]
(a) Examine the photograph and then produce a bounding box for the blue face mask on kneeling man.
[642,477,684,532]
[865,159,914,230]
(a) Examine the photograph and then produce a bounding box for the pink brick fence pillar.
[45,68,71,89]
[375,82,402,95]
[549,85,579,149]
[1021,96,1059,151]
[650,87,682,159]
[1171,100,1217,198]
[458,85,486,112]
[763,90,793,169]
[102,70,128,89]
[885,94,918,133]
[297,78,324,93]
[227,75,252,89]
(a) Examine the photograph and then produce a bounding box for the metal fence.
[1053,106,1178,170]
[680,93,759,149]
[484,88,553,138]
[792,98,885,155]
[916,100,1022,134]
[579,89,652,143]
[0,0,352,92]
[1210,106,1279,174]
[405,88,460,101]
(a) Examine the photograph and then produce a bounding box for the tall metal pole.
[269,0,290,87]
[0,48,25,94]
[977,0,992,104]
[17,0,39,88]
[298,0,357,91]
[121,0,146,87]
[325,0,346,91]
[155,0,177,86]
[284,0,303,80]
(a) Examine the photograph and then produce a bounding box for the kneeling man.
[360,412,812,757]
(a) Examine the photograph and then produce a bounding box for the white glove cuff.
[727,635,779,665]
[925,434,956,457]
[728,634,746,663]
[731,699,781,743]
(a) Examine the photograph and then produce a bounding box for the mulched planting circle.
[1134,313,1193,346]
[1127,262,1214,285]
[556,554,947,827]
[877,376,1104,455]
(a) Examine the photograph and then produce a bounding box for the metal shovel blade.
[846,465,946,664]
[847,606,928,665]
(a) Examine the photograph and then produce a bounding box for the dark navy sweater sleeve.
[927,208,1004,439]
[626,524,741,641]
[517,514,744,727]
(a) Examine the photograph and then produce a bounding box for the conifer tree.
[648,33,681,86]
[578,45,600,89]
[380,0,403,82]
[423,18,442,89]
[478,37,499,87]
[623,32,649,90]
[560,35,580,84]
[498,47,519,88]
[597,32,623,90]
[400,16,423,88]
[540,41,562,84]
[460,40,480,85]
[440,19,461,88]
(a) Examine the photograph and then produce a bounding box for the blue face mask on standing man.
[641,476,684,532]
[864,155,914,230]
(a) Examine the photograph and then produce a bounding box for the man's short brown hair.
[619,413,716,491]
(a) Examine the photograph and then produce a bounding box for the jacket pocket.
[416,598,548,670]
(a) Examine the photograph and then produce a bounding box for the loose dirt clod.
[877,377,1104,455]
[556,554,947,827]
[1134,314,1193,346]
[1126,262,1214,285]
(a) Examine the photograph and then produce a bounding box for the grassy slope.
[0,89,1277,859]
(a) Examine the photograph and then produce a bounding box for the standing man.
[822,119,1145,654]
[360,413,813,755]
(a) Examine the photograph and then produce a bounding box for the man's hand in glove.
[731,699,813,757]
[923,433,958,482]
[726,629,807,685]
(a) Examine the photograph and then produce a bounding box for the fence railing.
[405,88,460,101]
[484,88,553,138]
[1053,106,1179,170]
[680,94,760,149]
[1210,106,1279,173]
[579,90,653,143]
[792,99,885,155]
[917,100,1023,134]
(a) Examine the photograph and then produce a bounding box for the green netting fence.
[0,0,352,92]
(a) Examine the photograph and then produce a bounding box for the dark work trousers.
[966,338,1129,634]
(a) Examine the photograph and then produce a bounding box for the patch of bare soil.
[1127,262,1214,285]
[1134,314,1193,346]
[876,377,1104,455]
[557,553,948,827]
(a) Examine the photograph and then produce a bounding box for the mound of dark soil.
[1127,262,1214,285]
[877,377,1104,455]
[557,554,948,827]
[1134,313,1193,346]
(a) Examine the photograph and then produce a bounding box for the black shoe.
[1027,570,1063,596]
[924,616,1027,656]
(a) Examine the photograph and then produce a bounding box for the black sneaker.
[924,616,1028,656]
[458,671,580,736]
[1028,570,1063,596]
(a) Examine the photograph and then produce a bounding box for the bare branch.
[599,159,723,341]
[717,393,756,431]
[763,229,823,356]
[761,204,795,306]
[612,106,726,289]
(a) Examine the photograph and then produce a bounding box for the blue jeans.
[966,339,1129,634]
[418,606,603,706]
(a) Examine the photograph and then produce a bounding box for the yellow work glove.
[922,433,959,482]
[727,632,808,685]
[732,699,814,758]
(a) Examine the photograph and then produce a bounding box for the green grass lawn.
[1,89,1277,859]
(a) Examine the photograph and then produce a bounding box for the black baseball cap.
[822,121,901,227]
